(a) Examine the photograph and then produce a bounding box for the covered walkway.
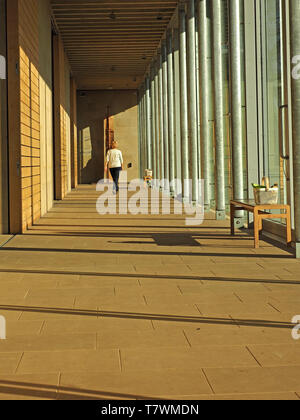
[0,186,300,400]
[1,0,300,401]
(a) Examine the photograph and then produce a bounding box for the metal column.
[167,29,176,194]
[179,6,190,201]
[173,28,182,192]
[230,0,244,222]
[145,76,152,170]
[187,0,199,203]
[154,60,161,183]
[290,0,300,257]
[158,51,165,184]
[212,0,226,219]
[140,85,146,176]
[143,87,148,174]
[195,16,202,201]
[150,66,157,182]
[198,0,214,211]
[138,91,142,178]
[162,40,170,191]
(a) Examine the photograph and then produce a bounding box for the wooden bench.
[230,200,292,249]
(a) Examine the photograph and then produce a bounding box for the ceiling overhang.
[51,0,180,90]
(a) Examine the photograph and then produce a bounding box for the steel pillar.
[138,90,142,178]
[198,0,214,211]
[145,77,152,170]
[187,0,199,203]
[173,28,182,193]
[140,85,146,176]
[167,30,176,194]
[150,66,157,182]
[179,6,190,201]
[195,16,202,202]
[230,0,244,223]
[154,60,161,183]
[158,51,165,184]
[162,40,170,191]
[212,0,226,220]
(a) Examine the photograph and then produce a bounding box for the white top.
[106,148,123,169]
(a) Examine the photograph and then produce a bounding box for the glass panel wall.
[259,0,291,218]
[240,0,248,201]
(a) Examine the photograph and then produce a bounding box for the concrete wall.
[77,90,139,184]
[0,0,9,233]
[39,0,53,215]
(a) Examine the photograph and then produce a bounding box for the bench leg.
[254,209,260,249]
[230,203,235,236]
[259,216,263,232]
[286,207,292,246]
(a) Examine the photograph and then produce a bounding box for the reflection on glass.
[261,0,289,220]
[262,2,284,191]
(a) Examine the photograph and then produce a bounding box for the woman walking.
[105,141,124,193]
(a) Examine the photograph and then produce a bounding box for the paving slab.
[27,286,115,299]
[17,349,121,375]
[5,320,44,336]
[165,392,300,400]
[121,345,259,371]
[41,317,153,335]
[99,302,201,318]
[184,326,296,347]
[0,333,96,352]
[1,185,299,400]
[204,366,300,394]
[0,353,23,375]
[0,373,59,400]
[0,235,13,248]
[59,275,140,288]
[196,302,278,317]
[0,309,23,322]
[247,343,300,367]
[97,329,189,350]
[75,295,146,309]
[59,369,213,399]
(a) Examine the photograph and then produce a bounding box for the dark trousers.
[109,167,122,192]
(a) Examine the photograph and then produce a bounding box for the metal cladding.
[167,30,176,193]
[290,0,300,254]
[145,76,152,170]
[179,5,190,201]
[187,0,199,203]
[162,40,170,190]
[212,0,226,220]
[198,0,214,210]
[230,0,244,214]
[150,66,157,181]
[158,51,165,183]
[154,61,161,183]
[136,0,299,257]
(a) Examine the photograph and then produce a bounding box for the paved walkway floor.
[0,185,300,400]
